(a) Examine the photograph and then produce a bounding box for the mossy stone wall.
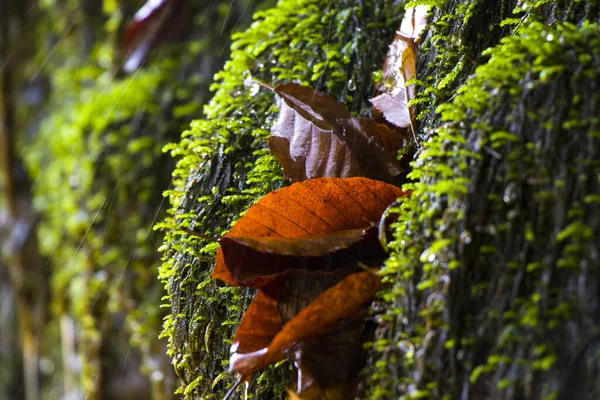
[160,0,600,399]
[368,4,600,400]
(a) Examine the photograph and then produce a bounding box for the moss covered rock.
[370,20,600,400]
[157,0,405,397]
[159,0,600,399]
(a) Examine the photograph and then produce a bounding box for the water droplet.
[408,385,418,395]
[503,181,517,204]
[347,78,356,91]
[95,270,108,281]
[259,63,265,69]
[39,358,55,375]
[460,230,472,245]
[69,175,80,188]
[397,341,415,357]
[248,83,260,97]
[546,33,554,41]
[151,370,164,382]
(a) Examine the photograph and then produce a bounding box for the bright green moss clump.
[369,21,600,399]
[21,2,257,397]
[157,0,405,397]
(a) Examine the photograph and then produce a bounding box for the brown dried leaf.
[399,5,430,45]
[268,83,409,182]
[272,83,351,130]
[287,318,367,399]
[233,270,351,363]
[371,5,430,135]
[219,226,382,287]
[229,270,382,379]
[338,117,411,178]
[281,271,369,399]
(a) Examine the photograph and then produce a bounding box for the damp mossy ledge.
[157,0,406,397]
[368,20,600,400]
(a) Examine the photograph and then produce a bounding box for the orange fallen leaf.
[229,270,382,380]
[231,289,282,356]
[212,177,406,286]
[214,177,407,397]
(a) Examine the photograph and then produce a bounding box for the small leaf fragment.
[121,0,187,73]
[399,5,430,45]
[371,5,430,138]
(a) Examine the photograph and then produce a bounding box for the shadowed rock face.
[369,14,600,400]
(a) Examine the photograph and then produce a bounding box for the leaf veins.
[264,83,411,183]
[212,177,406,287]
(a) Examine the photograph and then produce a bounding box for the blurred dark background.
[0,1,272,399]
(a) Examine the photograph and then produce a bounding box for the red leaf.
[212,177,406,286]
[229,270,382,379]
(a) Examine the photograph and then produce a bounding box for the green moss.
[22,3,244,397]
[158,0,405,397]
[23,57,197,397]
[369,20,600,399]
